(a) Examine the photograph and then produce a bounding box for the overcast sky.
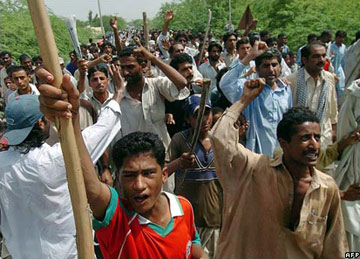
[44,0,171,21]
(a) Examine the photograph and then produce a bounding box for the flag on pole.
[237,5,255,30]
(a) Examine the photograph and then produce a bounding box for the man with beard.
[286,41,337,148]
[199,41,226,102]
[220,42,292,157]
[0,51,15,98]
[112,45,188,192]
[211,77,348,257]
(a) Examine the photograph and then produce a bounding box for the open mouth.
[304,151,318,161]
[133,194,149,204]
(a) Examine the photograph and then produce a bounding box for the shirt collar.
[137,192,184,225]
[304,68,325,82]
[270,155,327,189]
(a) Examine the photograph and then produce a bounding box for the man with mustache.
[210,78,348,257]
[112,45,189,192]
[219,41,292,157]
[286,41,338,148]
[198,42,226,102]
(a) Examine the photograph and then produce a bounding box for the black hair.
[87,65,108,80]
[236,37,250,50]
[0,51,12,58]
[223,32,237,42]
[19,54,31,64]
[301,41,326,59]
[260,30,269,39]
[288,51,295,58]
[248,32,260,46]
[277,33,287,39]
[211,106,224,115]
[6,65,30,77]
[169,53,192,70]
[118,45,145,64]
[89,45,99,53]
[254,48,282,67]
[335,30,347,38]
[111,56,120,63]
[174,32,188,42]
[277,107,319,142]
[112,132,166,170]
[32,55,42,63]
[207,41,222,53]
[13,117,48,154]
[101,41,114,50]
[265,37,278,47]
[307,33,318,43]
[320,30,332,38]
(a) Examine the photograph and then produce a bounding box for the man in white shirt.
[221,32,238,67]
[0,70,123,258]
[199,41,226,102]
[6,65,39,103]
[113,45,188,192]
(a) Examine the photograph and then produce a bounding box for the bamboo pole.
[143,12,152,77]
[27,1,94,258]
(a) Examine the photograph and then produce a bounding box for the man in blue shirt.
[219,41,292,157]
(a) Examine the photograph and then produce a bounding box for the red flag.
[237,5,255,30]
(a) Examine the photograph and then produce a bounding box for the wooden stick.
[27,1,94,258]
[198,9,212,67]
[178,79,211,187]
[143,12,152,77]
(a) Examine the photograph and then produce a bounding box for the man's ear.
[37,118,46,130]
[278,137,288,150]
[162,166,168,184]
[301,56,307,66]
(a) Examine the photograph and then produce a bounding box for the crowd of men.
[0,9,360,259]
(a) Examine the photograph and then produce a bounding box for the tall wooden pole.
[27,1,94,258]
[143,12,152,77]
[97,0,105,37]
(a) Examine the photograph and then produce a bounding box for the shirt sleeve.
[153,77,190,102]
[219,62,247,104]
[157,32,170,60]
[93,186,119,231]
[210,104,264,189]
[82,100,121,163]
[327,74,338,124]
[316,144,339,171]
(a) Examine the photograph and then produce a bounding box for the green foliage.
[150,0,359,50]
[0,0,97,62]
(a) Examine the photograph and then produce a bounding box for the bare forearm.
[166,158,181,177]
[150,56,187,90]
[113,27,122,53]
[162,21,170,36]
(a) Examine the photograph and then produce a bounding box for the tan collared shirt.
[210,106,348,258]
[87,90,113,115]
[286,69,338,147]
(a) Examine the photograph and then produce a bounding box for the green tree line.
[0,0,97,62]
[150,0,359,50]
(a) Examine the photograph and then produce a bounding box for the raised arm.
[110,17,122,53]
[134,46,187,90]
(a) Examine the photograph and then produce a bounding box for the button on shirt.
[0,100,121,259]
[220,61,292,157]
[210,107,348,258]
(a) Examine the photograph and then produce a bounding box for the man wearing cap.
[166,94,221,258]
[0,70,124,258]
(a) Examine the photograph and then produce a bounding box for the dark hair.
[320,30,332,38]
[169,43,183,55]
[260,30,269,38]
[277,107,319,142]
[174,32,188,42]
[89,45,99,54]
[288,51,295,58]
[223,32,237,42]
[87,65,108,80]
[13,117,48,154]
[248,32,260,46]
[335,30,347,38]
[236,37,250,50]
[301,41,326,59]
[32,55,42,63]
[207,41,222,53]
[6,65,30,77]
[307,33,318,43]
[265,37,278,47]
[80,43,88,49]
[111,56,120,63]
[216,67,229,96]
[112,132,166,170]
[0,51,12,58]
[254,48,282,67]
[119,45,145,64]
[101,41,114,50]
[211,106,224,115]
[19,54,31,64]
[277,33,287,39]
[169,53,192,70]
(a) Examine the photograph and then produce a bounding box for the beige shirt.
[210,106,348,258]
[87,91,113,115]
[286,69,338,147]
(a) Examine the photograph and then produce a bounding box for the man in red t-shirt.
[38,68,207,259]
